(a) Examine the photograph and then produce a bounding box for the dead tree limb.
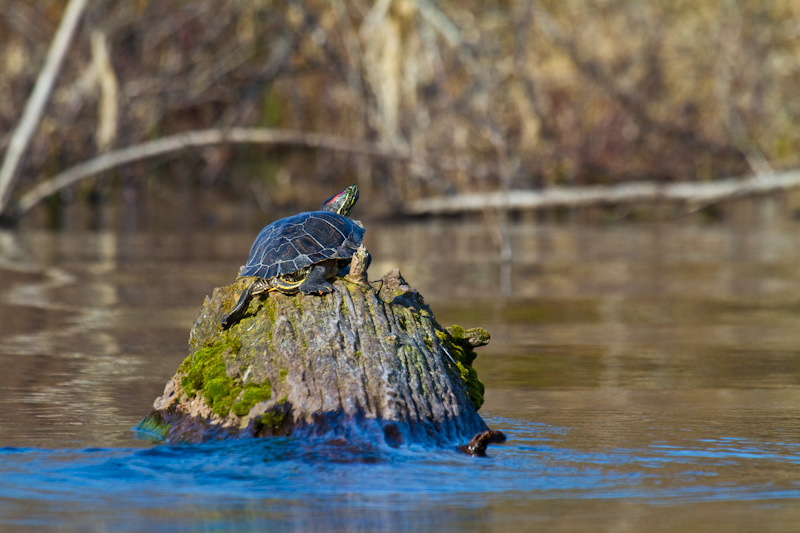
[405,170,800,215]
[13,128,415,218]
[0,0,89,215]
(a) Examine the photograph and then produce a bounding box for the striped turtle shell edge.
[240,211,364,280]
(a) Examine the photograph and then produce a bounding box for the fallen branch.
[405,170,800,215]
[13,123,799,220]
[13,128,414,218]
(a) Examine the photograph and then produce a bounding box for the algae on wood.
[139,251,500,451]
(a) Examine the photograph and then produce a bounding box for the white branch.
[15,128,413,216]
[405,171,800,215]
[0,0,89,214]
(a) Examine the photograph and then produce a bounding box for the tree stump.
[138,246,503,453]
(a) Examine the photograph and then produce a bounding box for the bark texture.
[139,255,493,450]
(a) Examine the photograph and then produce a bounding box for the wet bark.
[139,247,500,452]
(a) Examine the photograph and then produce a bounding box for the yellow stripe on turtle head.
[321,184,359,217]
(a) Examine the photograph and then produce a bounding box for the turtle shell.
[240,211,365,280]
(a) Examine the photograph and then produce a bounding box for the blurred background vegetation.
[1,0,799,219]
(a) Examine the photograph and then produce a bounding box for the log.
[137,248,500,453]
[404,170,800,216]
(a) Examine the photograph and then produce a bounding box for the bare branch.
[91,30,119,153]
[405,170,800,215]
[0,0,88,214]
[14,127,415,217]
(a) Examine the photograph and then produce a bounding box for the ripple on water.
[1,416,799,529]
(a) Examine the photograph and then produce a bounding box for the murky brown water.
[1,210,799,530]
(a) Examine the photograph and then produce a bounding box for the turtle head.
[321,184,359,217]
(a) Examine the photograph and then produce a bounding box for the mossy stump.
[139,253,500,452]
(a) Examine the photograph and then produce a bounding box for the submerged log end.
[457,430,508,457]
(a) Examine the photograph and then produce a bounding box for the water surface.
[1,212,799,530]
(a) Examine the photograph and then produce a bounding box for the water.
[4,416,797,531]
[1,209,800,530]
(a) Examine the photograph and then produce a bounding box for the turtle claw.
[304,286,334,296]
[298,264,336,295]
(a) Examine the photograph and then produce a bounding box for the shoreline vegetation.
[2,1,800,221]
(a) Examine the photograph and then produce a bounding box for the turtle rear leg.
[298,264,334,295]
[222,279,271,329]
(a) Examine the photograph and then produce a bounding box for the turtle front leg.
[298,264,334,295]
[222,279,271,329]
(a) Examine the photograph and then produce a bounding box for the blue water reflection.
[2,416,799,530]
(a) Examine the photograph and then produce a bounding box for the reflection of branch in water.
[482,206,513,297]
[487,129,513,297]
[0,231,121,359]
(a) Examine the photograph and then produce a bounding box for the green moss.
[181,332,271,418]
[204,379,240,416]
[291,295,303,311]
[436,329,468,364]
[455,362,485,411]
[448,324,466,339]
[279,368,288,382]
[444,324,478,364]
[232,381,272,416]
[436,326,485,410]
[464,327,490,348]
[260,409,288,429]
[265,300,277,324]
[180,334,241,399]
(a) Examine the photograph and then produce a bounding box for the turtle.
[221,184,365,329]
